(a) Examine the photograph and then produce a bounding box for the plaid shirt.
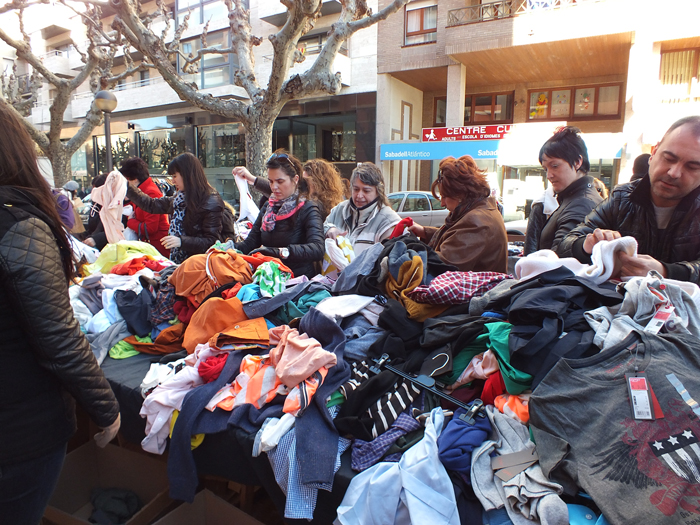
[351,412,421,472]
[407,271,512,305]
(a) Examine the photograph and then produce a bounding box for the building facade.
[1,0,380,200]
[375,0,700,221]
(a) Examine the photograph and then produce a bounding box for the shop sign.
[380,140,500,160]
[422,125,514,142]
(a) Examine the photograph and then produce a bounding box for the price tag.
[626,373,654,420]
[644,303,675,334]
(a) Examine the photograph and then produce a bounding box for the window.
[297,33,348,57]
[197,123,245,168]
[176,0,248,25]
[659,49,700,101]
[465,92,514,124]
[139,70,150,87]
[405,5,437,46]
[180,31,236,88]
[389,194,405,211]
[527,83,622,121]
[429,195,444,210]
[404,194,430,212]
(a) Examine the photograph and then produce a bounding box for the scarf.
[168,191,186,263]
[348,197,379,231]
[261,192,305,232]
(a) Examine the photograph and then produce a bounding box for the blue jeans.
[0,443,67,525]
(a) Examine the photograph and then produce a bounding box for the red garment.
[144,259,169,272]
[238,253,294,277]
[110,257,146,275]
[390,217,413,239]
[481,370,506,406]
[221,282,242,299]
[173,300,196,324]
[198,353,228,383]
[126,177,170,257]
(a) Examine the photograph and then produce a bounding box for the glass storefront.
[137,128,188,174]
[94,133,134,175]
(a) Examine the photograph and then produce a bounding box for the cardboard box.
[44,441,171,525]
[153,489,264,525]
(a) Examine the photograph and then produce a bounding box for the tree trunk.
[49,146,72,188]
[244,116,274,180]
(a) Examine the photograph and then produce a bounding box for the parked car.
[388,191,449,228]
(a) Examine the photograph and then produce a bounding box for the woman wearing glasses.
[234,150,325,278]
[323,162,401,254]
[408,155,508,273]
[126,152,225,263]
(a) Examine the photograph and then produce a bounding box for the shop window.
[196,123,245,169]
[405,5,437,46]
[527,83,622,121]
[659,48,700,101]
[464,92,514,124]
[137,128,187,173]
[180,31,236,88]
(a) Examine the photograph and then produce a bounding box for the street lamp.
[94,90,118,173]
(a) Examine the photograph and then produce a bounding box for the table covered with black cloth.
[100,354,355,524]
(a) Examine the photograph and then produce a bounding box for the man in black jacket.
[560,116,700,284]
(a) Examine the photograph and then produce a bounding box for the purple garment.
[52,190,75,230]
[437,405,491,476]
[351,412,421,472]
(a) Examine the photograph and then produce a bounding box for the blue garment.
[387,240,429,285]
[332,242,384,293]
[267,406,350,520]
[0,443,66,524]
[296,308,351,486]
[242,280,329,319]
[342,315,386,363]
[351,412,420,472]
[336,408,460,525]
[151,320,173,341]
[483,508,514,525]
[86,319,131,365]
[236,283,262,303]
[437,405,492,476]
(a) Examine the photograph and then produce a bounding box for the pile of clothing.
[70,234,700,525]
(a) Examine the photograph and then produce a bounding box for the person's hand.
[250,246,280,258]
[84,237,96,247]
[233,167,255,185]
[326,227,347,240]
[94,413,121,448]
[127,179,139,189]
[408,223,426,238]
[583,228,622,254]
[161,235,182,250]
[618,252,667,279]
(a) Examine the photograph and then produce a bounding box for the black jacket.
[235,199,324,278]
[127,186,224,258]
[559,175,700,283]
[0,187,119,464]
[524,201,547,256]
[540,175,602,254]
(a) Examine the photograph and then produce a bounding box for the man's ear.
[650,143,659,157]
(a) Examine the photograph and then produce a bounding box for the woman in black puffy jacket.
[235,150,324,278]
[0,104,120,523]
[126,152,224,263]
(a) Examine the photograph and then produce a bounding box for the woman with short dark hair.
[120,157,170,256]
[0,103,120,523]
[409,155,508,272]
[234,150,325,277]
[125,152,225,263]
[536,126,602,254]
[323,162,401,254]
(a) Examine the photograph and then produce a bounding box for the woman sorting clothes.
[324,162,401,254]
[234,157,345,220]
[234,150,325,278]
[533,126,602,253]
[0,104,120,523]
[409,155,508,273]
[125,152,225,263]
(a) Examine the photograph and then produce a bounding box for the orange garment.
[111,257,147,275]
[493,392,531,424]
[168,249,253,304]
[207,355,283,411]
[183,297,250,353]
[208,318,269,351]
[384,255,447,322]
[283,367,328,415]
[239,252,294,278]
[124,323,186,355]
[221,282,242,299]
[268,325,337,388]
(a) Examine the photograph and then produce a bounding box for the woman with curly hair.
[408,155,507,272]
[234,158,344,220]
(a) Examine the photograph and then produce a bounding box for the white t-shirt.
[652,203,677,229]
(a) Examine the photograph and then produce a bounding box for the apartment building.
[375,0,700,220]
[1,0,380,199]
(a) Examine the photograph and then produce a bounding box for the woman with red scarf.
[234,150,324,278]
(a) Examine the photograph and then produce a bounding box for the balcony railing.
[72,76,166,100]
[447,0,605,27]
